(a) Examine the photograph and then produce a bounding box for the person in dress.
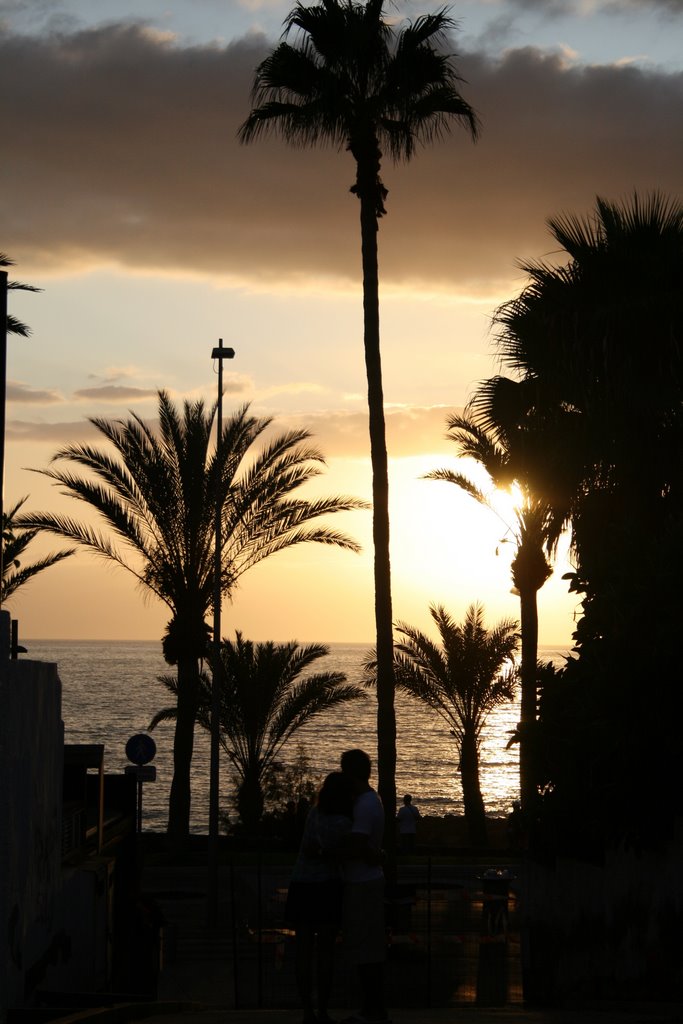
[396,793,421,852]
[285,771,355,1024]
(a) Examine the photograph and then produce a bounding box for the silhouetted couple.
[285,748,389,1024]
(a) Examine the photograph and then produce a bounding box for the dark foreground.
[20,827,681,1024]
[105,834,678,1024]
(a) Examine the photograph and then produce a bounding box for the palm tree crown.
[485,192,683,531]
[425,410,555,808]
[426,411,557,583]
[240,0,479,212]
[151,631,366,830]
[1,252,41,337]
[391,603,518,750]
[22,391,364,638]
[2,496,74,603]
[366,602,518,845]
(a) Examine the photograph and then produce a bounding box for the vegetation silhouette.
[365,603,518,847]
[425,411,556,811]
[2,496,74,603]
[150,631,366,832]
[1,251,41,338]
[239,0,479,830]
[480,191,683,852]
[1,255,52,605]
[20,391,366,839]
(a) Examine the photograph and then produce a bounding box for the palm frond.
[392,603,519,744]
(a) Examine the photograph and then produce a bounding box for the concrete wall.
[0,653,64,1019]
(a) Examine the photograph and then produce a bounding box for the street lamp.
[208,338,235,927]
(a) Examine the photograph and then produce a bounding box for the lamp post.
[208,338,235,927]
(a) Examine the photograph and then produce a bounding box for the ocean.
[22,639,569,834]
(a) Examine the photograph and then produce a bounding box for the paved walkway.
[48,856,679,1024]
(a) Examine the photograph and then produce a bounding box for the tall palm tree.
[2,496,74,602]
[150,631,366,831]
[20,390,366,838]
[425,412,555,809]
[367,603,518,846]
[239,0,479,823]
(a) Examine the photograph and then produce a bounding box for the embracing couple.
[285,748,389,1024]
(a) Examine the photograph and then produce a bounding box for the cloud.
[600,0,683,13]
[222,373,252,394]
[1,23,681,293]
[6,418,99,443]
[72,385,159,401]
[257,381,327,400]
[5,403,458,459]
[280,404,464,458]
[7,380,62,404]
[500,0,683,14]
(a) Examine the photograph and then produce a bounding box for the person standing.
[285,772,355,1024]
[339,748,390,1024]
[396,794,420,853]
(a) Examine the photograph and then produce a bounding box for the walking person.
[339,748,390,1024]
[285,771,355,1024]
[396,793,420,853]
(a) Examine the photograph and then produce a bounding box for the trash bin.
[479,868,514,936]
[476,868,515,1006]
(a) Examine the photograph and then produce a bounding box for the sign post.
[125,733,157,832]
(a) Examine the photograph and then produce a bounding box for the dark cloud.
[502,0,683,13]
[500,0,568,16]
[73,384,158,401]
[1,23,681,291]
[7,380,62,404]
[609,0,683,12]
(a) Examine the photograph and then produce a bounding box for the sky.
[1,0,681,645]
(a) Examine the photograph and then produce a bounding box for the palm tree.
[1,252,41,338]
[2,496,74,602]
[20,390,366,838]
[425,412,555,809]
[239,0,479,823]
[477,192,683,850]
[1,254,42,590]
[150,631,366,830]
[366,603,518,846]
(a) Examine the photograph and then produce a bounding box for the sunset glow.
[2,0,679,646]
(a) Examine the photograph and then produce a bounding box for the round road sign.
[125,733,157,766]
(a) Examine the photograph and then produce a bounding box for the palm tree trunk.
[518,584,539,811]
[357,150,397,838]
[460,728,488,847]
[168,655,200,840]
[238,766,265,834]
